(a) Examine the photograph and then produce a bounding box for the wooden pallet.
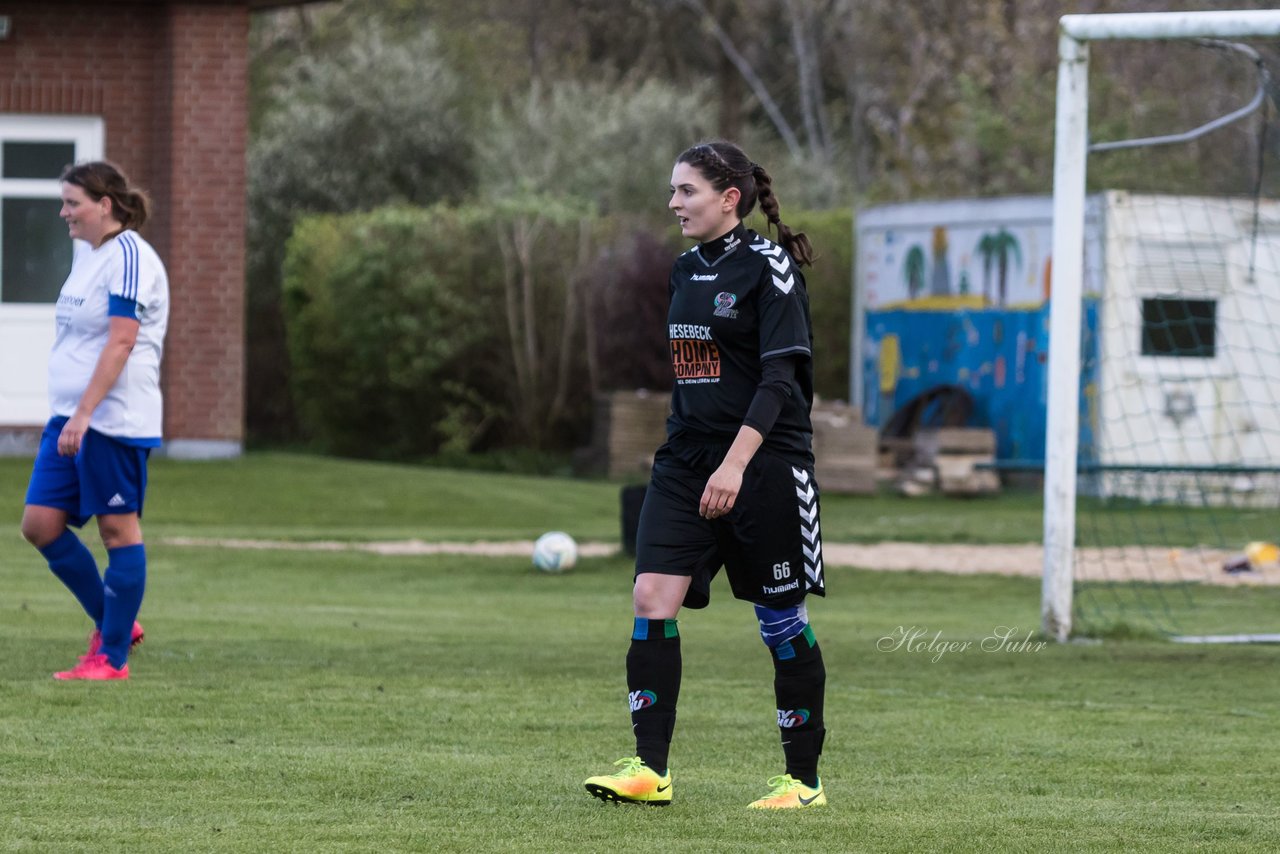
[812,402,877,495]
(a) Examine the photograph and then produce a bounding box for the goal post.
[1044,10,1280,641]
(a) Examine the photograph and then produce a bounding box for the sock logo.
[629,690,657,711]
[777,708,810,728]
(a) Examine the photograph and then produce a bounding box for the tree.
[492,199,594,446]
[475,77,710,433]
[475,77,711,216]
[247,19,475,439]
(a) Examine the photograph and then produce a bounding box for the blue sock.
[38,530,104,627]
[101,544,146,668]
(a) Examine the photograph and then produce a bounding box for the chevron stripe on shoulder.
[750,236,795,294]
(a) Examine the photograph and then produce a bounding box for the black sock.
[627,617,681,772]
[771,625,826,787]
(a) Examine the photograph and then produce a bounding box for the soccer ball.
[532,531,577,573]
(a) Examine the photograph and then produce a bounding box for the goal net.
[1044,11,1280,641]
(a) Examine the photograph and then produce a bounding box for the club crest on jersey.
[713,292,739,319]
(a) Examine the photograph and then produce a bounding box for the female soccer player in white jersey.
[584,141,828,809]
[20,161,169,680]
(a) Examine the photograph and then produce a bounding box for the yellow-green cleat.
[747,774,826,809]
[584,757,672,806]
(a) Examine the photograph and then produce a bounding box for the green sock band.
[632,617,679,640]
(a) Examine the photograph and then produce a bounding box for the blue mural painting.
[862,300,1099,465]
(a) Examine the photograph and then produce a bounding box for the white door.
[0,115,103,426]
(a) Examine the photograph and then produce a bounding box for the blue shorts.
[24,417,151,528]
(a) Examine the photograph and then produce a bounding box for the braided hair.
[675,141,813,267]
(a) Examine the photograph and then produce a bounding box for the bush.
[247,23,475,442]
[283,201,604,458]
[589,229,681,393]
[283,201,857,460]
[283,208,496,458]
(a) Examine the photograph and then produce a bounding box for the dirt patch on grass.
[161,536,620,558]
[821,543,1280,586]
[159,538,1280,586]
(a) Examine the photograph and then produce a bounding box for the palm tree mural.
[930,226,951,296]
[903,244,926,300]
[976,228,1023,306]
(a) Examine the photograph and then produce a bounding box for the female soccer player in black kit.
[585,141,827,809]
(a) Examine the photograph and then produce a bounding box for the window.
[1140,297,1216,358]
[3,141,76,179]
[0,118,103,304]
[3,196,68,302]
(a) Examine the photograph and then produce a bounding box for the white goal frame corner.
[1043,9,1280,641]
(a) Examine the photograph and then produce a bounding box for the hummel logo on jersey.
[691,273,719,281]
[107,493,126,508]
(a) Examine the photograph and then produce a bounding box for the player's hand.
[700,462,744,519]
[57,413,91,457]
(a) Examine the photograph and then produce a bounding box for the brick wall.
[0,2,248,453]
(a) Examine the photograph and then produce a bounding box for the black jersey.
[665,225,814,462]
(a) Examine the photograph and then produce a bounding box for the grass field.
[2,453,1279,852]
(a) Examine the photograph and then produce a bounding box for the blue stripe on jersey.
[119,233,138,301]
[108,294,138,319]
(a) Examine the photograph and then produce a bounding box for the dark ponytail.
[675,140,814,267]
[60,161,150,230]
[750,162,813,267]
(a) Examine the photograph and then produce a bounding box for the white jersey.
[47,230,169,444]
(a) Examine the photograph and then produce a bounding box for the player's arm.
[57,315,139,456]
[699,356,801,519]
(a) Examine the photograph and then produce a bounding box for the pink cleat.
[86,621,145,658]
[53,653,129,681]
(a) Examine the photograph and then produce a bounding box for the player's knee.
[20,510,61,548]
[97,514,141,550]
[19,518,44,547]
[633,572,687,619]
[754,602,809,649]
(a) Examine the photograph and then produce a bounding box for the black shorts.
[634,440,827,610]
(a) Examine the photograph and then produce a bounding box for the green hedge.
[283,202,597,458]
[283,203,857,460]
[283,207,492,458]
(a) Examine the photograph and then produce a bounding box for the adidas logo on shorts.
[107,493,126,508]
